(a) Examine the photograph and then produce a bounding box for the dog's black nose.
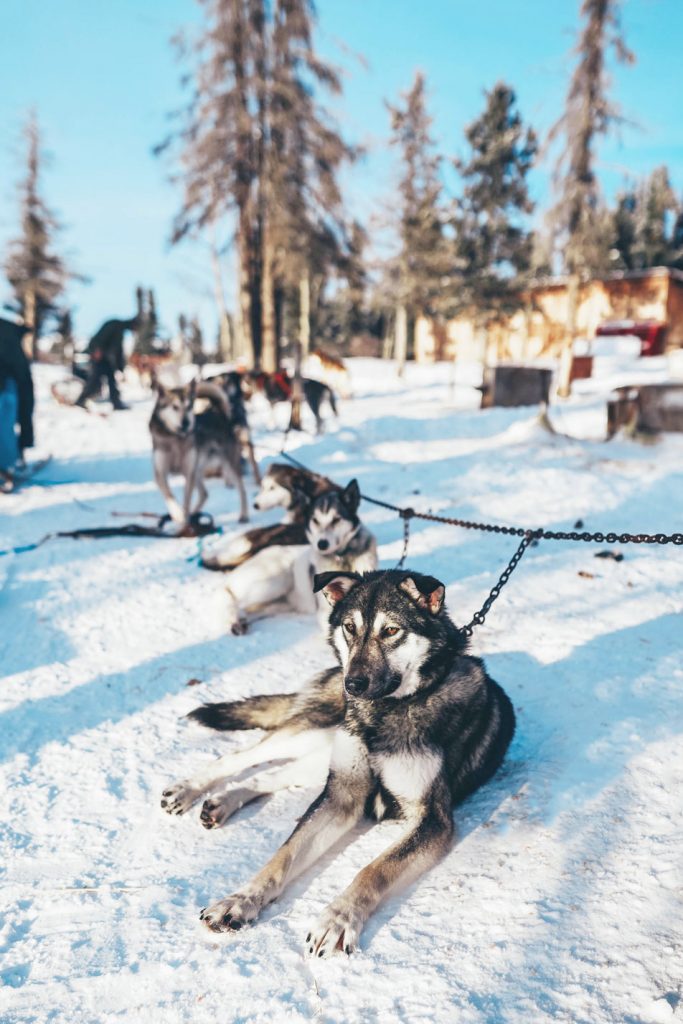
[317,539,330,551]
[253,501,260,509]
[345,675,369,697]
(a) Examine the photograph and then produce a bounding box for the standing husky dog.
[210,478,376,634]
[201,462,335,572]
[203,371,261,485]
[161,569,515,957]
[245,370,338,434]
[150,380,249,528]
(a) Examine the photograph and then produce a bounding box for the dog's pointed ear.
[341,478,360,513]
[313,571,361,607]
[399,575,446,616]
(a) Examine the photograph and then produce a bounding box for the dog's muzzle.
[345,674,369,697]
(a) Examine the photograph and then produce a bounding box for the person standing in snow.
[0,315,35,492]
[75,314,141,411]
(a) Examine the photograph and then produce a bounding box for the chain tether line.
[278,449,683,635]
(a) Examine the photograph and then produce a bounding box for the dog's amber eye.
[382,626,400,638]
[343,621,356,637]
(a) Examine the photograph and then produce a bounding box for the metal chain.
[460,531,539,637]
[360,492,683,547]
[277,450,683,635]
[395,509,413,569]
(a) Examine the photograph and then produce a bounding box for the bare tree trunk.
[289,340,304,432]
[237,210,255,368]
[557,273,579,397]
[299,271,311,359]
[260,199,277,373]
[382,322,394,360]
[210,228,232,362]
[23,287,37,360]
[395,303,408,377]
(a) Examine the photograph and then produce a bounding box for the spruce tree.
[548,0,634,394]
[387,72,450,373]
[450,82,537,349]
[631,166,678,269]
[4,112,72,359]
[610,187,637,270]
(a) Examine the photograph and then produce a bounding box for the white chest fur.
[377,749,443,805]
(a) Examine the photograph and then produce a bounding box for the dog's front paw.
[306,901,363,958]
[160,780,202,815]
[200,793,239,829]
[200,891,265,932]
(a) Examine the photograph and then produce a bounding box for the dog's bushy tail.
[187,693,300,731]
[188,667,345,733]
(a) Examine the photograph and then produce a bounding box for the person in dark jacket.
[0,316,35,490]
[76,315,140,410]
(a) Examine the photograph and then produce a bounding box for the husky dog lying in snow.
[161,569,515,957]
[216,478,377,635]
[306,479,377,577]
[149,379,249,528]
[200,461,334,571]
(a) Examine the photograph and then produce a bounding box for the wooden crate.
[607,383,683,437]
[481,365,553,409]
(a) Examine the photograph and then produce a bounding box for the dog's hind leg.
[222,546,305,634]
[160,725,332,816]
[199,743,332,829]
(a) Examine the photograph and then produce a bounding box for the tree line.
[4,0,683,369]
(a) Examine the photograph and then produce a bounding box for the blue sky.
[1,0,682,342]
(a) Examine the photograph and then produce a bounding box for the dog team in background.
[149,356,516,960]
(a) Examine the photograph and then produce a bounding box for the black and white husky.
[200,462,334,571]
[215,478,377,635]
[161,569,515,956]
[149,379,248,528]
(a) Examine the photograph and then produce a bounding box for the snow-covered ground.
[1,360,682,1024]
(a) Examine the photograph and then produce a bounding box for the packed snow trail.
[1,361,681,1024]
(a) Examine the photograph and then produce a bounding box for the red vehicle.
[595,320,667,357]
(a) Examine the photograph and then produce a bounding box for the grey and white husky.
[149,379,249,528]
[215,478,377,635]
[161,569,515,957]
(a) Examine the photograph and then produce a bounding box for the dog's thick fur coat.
[150,380,248,527]
[162,569,515,956]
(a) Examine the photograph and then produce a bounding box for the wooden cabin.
[415,267,683,364]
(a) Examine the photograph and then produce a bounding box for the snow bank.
[1,360,682,1023]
